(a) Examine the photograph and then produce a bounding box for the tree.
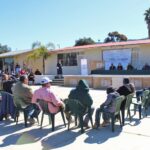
[0,44,11,54]
[104,31,127,43]
[144,8,150,38]
[74,37,95,46]
[27,41,55,74]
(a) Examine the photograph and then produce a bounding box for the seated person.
[28,71,35,85]
[32,77,64,114]
[117,78,135,125]
[127,63,134,70]
[66,79,94,128]
[142,63,150,70]
[93,87,120,128]
[12,75,40,124]
[117,63,123,70]
[34,69,42,75]
[109,63,116,70]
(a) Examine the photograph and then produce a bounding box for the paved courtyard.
[0,85,150,150]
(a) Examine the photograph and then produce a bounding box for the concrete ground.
[0,85,150,150]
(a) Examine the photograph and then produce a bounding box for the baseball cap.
[41,77,52,84]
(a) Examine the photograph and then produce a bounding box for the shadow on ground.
[84,125,122,144]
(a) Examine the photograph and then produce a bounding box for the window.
[57,52,77,66]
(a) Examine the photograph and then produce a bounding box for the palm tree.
[144,8,150,38]
[27,41,55,74]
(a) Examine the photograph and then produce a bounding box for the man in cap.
[32,77,64,114]
[93,86,120,128]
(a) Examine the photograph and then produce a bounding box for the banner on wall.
[103,49,131,70]
[81,58,88,75]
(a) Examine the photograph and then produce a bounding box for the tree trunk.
[43,57,45,75]
[147,23,150,38]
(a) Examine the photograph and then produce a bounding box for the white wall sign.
[81,58,88,75]
[103,49,131,70]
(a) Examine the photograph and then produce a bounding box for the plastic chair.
[132,90,150,119]
[64,98,93,134]
[37,99,66,131]
[123,93,134,124]
[110,95,125,132]
[15,104,39,127]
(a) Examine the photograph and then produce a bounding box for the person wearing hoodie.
[93,87,120,129]
[67,79,94,128]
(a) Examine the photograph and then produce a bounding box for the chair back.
[141,90,149,107]
[125,93,134,109]
[114,95,125,116]
[37,99,49,114]
[64,98,86,115]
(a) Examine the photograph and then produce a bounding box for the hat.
[41,77,52,84]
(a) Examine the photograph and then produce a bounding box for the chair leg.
[134,104,137,115]
[118,114,122,127]
[111,115,115,132]
[75,116,78,126]
[79,116,84,133]
[127,109,131,122]
[138,105,142,119]
[51,114,55,131]
[23,111,28,127]
[67,114,71,131]
[121,109,125,126]
[36,116,39,125]
[60,109,66,127]
[40,112,44,129]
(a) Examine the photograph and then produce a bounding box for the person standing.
[57,60,63,79]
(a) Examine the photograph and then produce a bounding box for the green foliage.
[144,8,150,23]
[27,41,55,74]
[74,37,95,46]
[0,44,11,54]
[104,31,127,43]
[144,8,150,38]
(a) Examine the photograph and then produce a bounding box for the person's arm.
[49,92,63,107]
[103,94,113,106]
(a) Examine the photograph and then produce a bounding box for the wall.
[138,45,150,69]
[14,52,43,73]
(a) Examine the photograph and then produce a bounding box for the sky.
[0,0,150,51]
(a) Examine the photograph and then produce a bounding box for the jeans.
[24,104,40,119]
[136,90,143,101]
[95,105,111,125]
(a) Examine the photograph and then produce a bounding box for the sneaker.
[28,118,35,125]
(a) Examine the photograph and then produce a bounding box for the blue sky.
[0,0,149,50]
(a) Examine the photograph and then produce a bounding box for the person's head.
[76,79,89,92]
[19,75,28,84]
[41,77,52,87]
[106,86,115,94]
[123,78,130,84]
[2,74,9,81]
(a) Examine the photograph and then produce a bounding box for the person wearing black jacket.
[117,78,135,125]
[2,74,17,94]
